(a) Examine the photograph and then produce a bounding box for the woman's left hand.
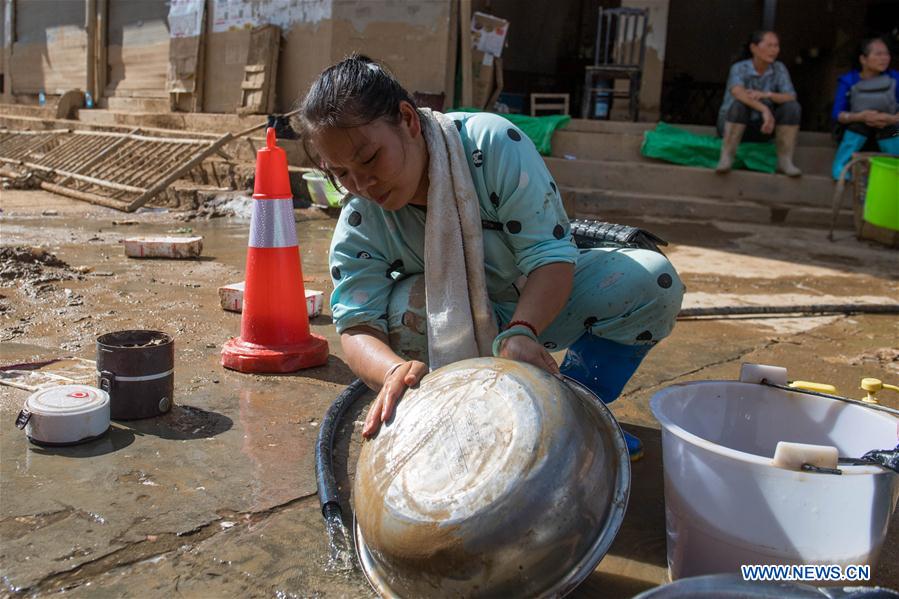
[865,111,894,129]
[362,359,428,439]
[498,334,560,375]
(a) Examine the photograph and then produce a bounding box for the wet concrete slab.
[1,190,897,597]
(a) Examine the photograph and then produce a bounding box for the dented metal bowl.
[353,357,630,598]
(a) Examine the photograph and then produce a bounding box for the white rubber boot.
[716,122,746,174]
[775,125,802,177]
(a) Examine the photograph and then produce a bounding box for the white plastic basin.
[650,380,899,580]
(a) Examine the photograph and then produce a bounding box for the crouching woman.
[292,55,684,460]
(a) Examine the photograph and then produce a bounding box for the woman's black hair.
[741,30,778,60]
[291,54,420,184]
[858,36,890,66]
[292,54,418,134]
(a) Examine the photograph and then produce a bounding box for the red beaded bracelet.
[505,320,539,338]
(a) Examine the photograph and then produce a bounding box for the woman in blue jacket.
[831,37,899,180]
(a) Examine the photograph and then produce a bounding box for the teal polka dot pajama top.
[328,112,684,363]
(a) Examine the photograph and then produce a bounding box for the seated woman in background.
[716,30,802,177]
[831,37,899,180]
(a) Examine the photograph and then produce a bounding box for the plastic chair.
[829,152,899,247]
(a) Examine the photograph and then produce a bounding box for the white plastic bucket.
[650,380,899,580]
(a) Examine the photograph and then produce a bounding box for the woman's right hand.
[362,360,428,438]
[498,334,560,375]
[760,107,776,135]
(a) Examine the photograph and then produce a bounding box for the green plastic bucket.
[864,156,899,232]
[303,172,344,208]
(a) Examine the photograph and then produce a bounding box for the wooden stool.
[530,93,570,116]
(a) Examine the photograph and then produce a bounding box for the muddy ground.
[1,189,897,598]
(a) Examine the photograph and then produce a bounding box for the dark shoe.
[624,430,644,461]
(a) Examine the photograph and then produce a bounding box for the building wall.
[277,19,334,113]
[773,0,867,131]
[664,0,761,85]
[106,0,169,97]
[622,0,668,118]
[204,0,453,114]
[5,0,452,113]
[11,0,86,95]
[202,26,251,113]
[329,0,451,96]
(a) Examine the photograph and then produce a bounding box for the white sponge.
[772,441,839,471]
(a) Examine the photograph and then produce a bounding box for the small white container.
[16,385,110,446]
[650,373,899,580]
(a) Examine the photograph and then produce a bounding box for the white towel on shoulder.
[419,108,497,369]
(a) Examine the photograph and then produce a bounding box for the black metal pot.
[97,330,174,420]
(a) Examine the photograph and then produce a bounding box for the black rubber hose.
[678,303,899,319]
[315,377,368,519]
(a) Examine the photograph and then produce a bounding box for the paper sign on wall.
[212,0,332,33]
[168,0,205,38]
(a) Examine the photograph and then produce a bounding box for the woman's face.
[860,40,891,74]
[312,102,427,211]
[751,33,780,64]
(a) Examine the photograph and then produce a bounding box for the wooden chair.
[530,93,570,116]
[581,7,648,122]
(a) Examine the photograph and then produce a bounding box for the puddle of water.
[0,343,59,365]
[237,388,323,511]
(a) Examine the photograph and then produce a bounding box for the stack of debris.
[0,128,237,212]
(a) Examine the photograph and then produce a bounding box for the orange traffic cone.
[221,128,329,373]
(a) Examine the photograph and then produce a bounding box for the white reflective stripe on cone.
[249,198,298,248]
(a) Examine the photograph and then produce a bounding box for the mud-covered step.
[550,129,834,176]
[105,96,172,113]
[559,118,833,147]
[0,103,58,119]
[76,109,263,136]
[562,187,853,230]
[546,157,835,208]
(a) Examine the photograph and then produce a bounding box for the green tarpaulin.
[641,122,777,173]
[454,108,571,156]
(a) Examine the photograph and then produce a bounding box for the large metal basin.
[353,357,630,598]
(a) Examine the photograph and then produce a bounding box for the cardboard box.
[471,12,508,58]
[470,12,508,109]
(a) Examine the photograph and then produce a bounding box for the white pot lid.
[25,385,109,416]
